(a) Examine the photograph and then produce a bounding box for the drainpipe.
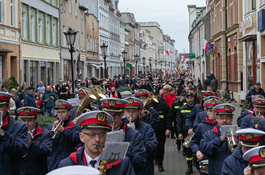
[196,26,201,81]
[225,0,228,91]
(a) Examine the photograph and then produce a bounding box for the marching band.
[1,74,265,175]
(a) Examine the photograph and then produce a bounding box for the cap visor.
[125,105,140,109]
[103,108,124,113]
[240,140,260,148]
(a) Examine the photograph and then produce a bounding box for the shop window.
[63,60,70,81]
[30,61,38,88]
[47,62,53,85]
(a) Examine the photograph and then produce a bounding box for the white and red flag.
[204,39,209,53]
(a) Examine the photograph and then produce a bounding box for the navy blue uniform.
[143,106,160,130]
[21,123,53,175]
[200,125,232,175]
[185,103,204,130]
[46,118,81,171]
[257,118,265,145]
[193,111,207,132]
[190,117,217,154]
[221,146,248,175]
[24,92,36,107]
[0,114,28,175]
[69,104,99,120]
[119,121,146,173]
[237,110,252,127]
[58,146,136,175]
[240,113,256,129]
[125,118,158,175]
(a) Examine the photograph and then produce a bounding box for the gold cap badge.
[245,133,254,140]
[24,108,30,113]
[224,105,230,111]
[108,100,116,107]
[97,112,106,122]
[58,101,63,105]
[127,98,134,104]
[259,148,265,159]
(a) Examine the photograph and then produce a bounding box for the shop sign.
[40,61,46,67]
[126,64,132,67]
[258,9,265,31]
[210,49,217,55]
[80,53,86,61]
[239,16,252,32]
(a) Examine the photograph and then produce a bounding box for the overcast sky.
[119,0,206,54]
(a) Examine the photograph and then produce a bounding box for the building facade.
[21,0,60,87]
[163,34,175,73]
[0,0,21,86]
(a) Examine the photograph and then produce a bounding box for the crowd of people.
[1,72,265,175]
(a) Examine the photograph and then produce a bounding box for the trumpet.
[225,131,238,152]
[183,134,194,148]
[51,117,64,139]
[96,144,107,175]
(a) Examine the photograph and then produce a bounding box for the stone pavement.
[154,102,243,175]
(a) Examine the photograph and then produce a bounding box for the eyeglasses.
[218,116,231,120]
[57,111,68,114]
[82,132,106,138]
[137,96,146,100]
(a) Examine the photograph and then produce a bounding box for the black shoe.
[185,161,193,174]
[158,164,164,172]
[155,160,158,165]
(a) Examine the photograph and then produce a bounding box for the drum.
[199,159,208,174]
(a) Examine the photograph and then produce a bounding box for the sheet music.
[101,142,129,161]
[106,130,125,142]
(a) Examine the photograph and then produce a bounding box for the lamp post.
[122,50,127,76]
[142,57,146,75]
[148,58,152,73]
[100,43,108,78]
[64,27,77,95]
[164,60,166,70]
[159,60,163,71]
[135,54,139,75]
[155,59,157,72]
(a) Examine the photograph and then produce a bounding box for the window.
[53,23,56,46]
[90,36,91,50]
[263,0,265,5]
[76,32,79,49]
[31,15,35,42]
[39,18,43,43]
[47,20,50,44]
[69,0,72,14]
[81,12,83,19]
[63,26,66,47]
[81,32,83,50]
[252,0,256,10]
[87,34,89,50]
[0,0,4,24]
[22,12,27,39]
[10,0,15,27]
[75,1,78,17]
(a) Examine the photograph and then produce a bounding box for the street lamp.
[64,27,77,95]
[122,50,127,76]
[135,54,139,75]
[148,58,152,73]
[142,57,146,75]
[159,60,163,71]
[164,60,166,70]
[100,43,108,78]
[155,59,157,72]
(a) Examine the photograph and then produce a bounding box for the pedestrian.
[36,81,46,93]
[58,86,70,100]
[24,87,36,107]
[209,72,214,81]
[211,76,218,92]
[203,76,211,90]
[1,85,8,92]
[109,87,121,98]
[42,86,57,117]
[246,82,265,109]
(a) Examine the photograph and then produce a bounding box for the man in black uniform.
[189,85,201,104]
[151,78,161,90]
[169,78,175,87]
[149,89,171,172]
[177,92,195,174]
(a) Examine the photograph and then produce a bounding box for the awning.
[89,63,105,69]
[0,48,13,53]
[238,28,257,42]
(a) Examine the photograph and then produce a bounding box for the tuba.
[225,130,238,152]
[96,145,108,175]
[75,89,97,119]
[183,133,194,148]
[143,91,159,118]
[90,85,106,106]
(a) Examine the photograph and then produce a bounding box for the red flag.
[182,56,185,62]
[204,39,209,53]
[166,50,170,56]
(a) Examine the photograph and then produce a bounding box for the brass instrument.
[96,145,108,175]
[127,117,135,129]
[51,117,64,139]
[143,91,159,119]
[199,159,209,174]
[183,134,194,148]
[75,89,97,119]
[225,130,238,152]
[217,97,226,104]
[90,85,106,105]
[28,130,33,140]
[0,111,3,129]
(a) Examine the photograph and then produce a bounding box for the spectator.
[211,77,218,92]
[36,81,46,93]
[58,86,70,100]
[246,82,265,108]
[109,87,121,98]
[91,76,96,85]
[11,88,21,119]
[203,76,211,90]
[18,82,27,100]
[1,85,8,92]
[108,79,116,90]
[42,86,57,117]
[207,85,213,92]
[34,94,43,114]
[18,82,27,92]
[56,79,63,93]
[24,87,36,107]
[209,72,214,81]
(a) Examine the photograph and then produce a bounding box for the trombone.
[50,117,64,139]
